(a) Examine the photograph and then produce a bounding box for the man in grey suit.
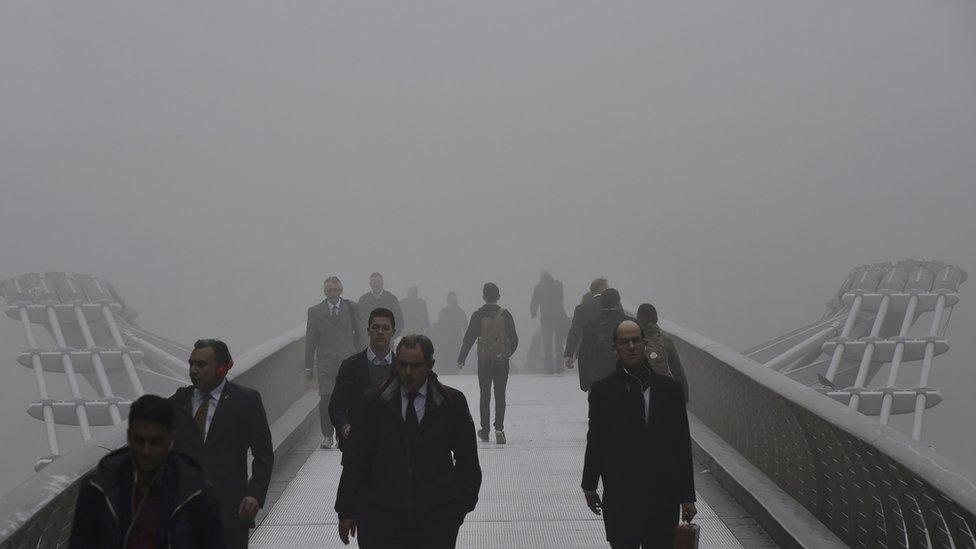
[306,276,364,449]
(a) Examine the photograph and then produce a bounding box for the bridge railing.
[0,326,311,549]
[661,318,976,549]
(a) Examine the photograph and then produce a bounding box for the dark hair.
[600,288,621,309]
[396,334,435,362]
[194,338,232,366]
[482,282,500,302]
[590,277,609,294]
[128,394,175,431]
[369,307,396,330]
[611,319,646,343]
[636,303,658,324]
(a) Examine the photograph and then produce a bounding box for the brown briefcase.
[673,522,700,549]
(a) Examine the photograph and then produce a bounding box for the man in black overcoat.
[563,277,609,370]
[336,334,482,548]
[582,320,697,548]
[170,339,274,549]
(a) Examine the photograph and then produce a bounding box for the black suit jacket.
[564,294,603,358]
[582,363,695,542]
[328,350,393,450]
[335,373,482,526]
[170,381,274,530]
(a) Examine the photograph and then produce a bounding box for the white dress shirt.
[192,379,226,440]
[328,299,342,316]
[400,380,428,423]
[366,347,393,366]
[642,386,651,424]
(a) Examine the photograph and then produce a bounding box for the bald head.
[613,320,646,368]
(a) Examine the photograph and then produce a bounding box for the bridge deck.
[252,374,777,548]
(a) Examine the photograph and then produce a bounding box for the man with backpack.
[457,282,519,444]
[636,303,689,403]
[578,289,630,392]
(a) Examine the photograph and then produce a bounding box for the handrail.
[659,317,976,548]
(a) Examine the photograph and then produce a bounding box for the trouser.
[223,526,250,549]
[366,511,461,549]
[319,394,334,438]
[477,358,509,431]
[608,505,679,549]
[540,321,564,374]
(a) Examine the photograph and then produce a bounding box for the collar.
[366,346,393,364]
[371,290,384,298]
[382,374,445,407]
[326,299,341,309]
[400,379,428,399]
[195,379,226,402]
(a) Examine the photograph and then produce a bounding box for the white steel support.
[127,334,190,381]
[880,295,918,424]
[73,307,122,425]
[18,308,60,455]
[765,323,840,371]
[913,295,946,440]
[850,296,890,411]
[101,305,145,395]
[825,295,863,382]
[45,307,92,440]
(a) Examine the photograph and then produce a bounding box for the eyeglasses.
[615,337,645,347]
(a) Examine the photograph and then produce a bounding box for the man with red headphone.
[170,339,274,549]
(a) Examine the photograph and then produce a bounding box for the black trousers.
[540,321,565,374]
[366,513,461,549]
[477,358,509,431]
[223,526,249,549]
[608,504,679,549]
[319,394,334,438]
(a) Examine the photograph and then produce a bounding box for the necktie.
[194,394,210,438]
[331,305,338,316]
[405,392,420,446]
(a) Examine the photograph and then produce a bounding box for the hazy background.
[1,1,975,496]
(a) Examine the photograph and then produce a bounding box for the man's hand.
[681,502,697,523]
[341,424,352,438]
[584,490,602,515]
[238,496,260,521]
[338,519,357,544]
[564,356,575,369]
[304,367,313,380]
[457,361,464,370]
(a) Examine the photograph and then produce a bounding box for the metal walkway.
[252,374,776,549]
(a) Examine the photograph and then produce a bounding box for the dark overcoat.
[581,363,696,542]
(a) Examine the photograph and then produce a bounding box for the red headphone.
[217,359,234,379]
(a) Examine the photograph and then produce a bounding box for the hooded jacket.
[68,448,225,549]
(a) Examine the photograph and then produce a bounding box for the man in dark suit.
[170,339,274,549]
[330,307,397,451]
[563,277,609,370]
[358,272,404,334]
[329,307,398,548]
[336,334,482,548]
[307,276,364,449]
[578,289,631,392]
[530,271,567,374]
[582,320,697,548]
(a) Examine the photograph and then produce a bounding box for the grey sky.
[1,1,975,494]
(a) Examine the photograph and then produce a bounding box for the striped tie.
[194,395,210,437]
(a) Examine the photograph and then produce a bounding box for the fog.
[1,1,975,496]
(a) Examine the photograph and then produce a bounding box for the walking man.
[432,291,467,375]
[358,272,403,333]
[336,334,482,548]
[530,271,567,374]
[564,277,609,370]
[577,289,629,391]
[457,282,518,444]
[69,394,225,549]
[306,276,364,449]
[582,320,697,548]
[170,339,274,549]
[400,286,432,336]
